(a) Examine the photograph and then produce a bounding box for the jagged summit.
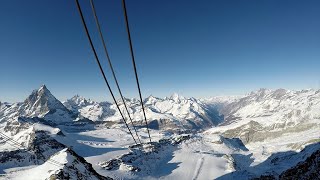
[248,88,292,97]
[144,95,162,104]
[63,94,95,114]
[8,85,75,124]
[70,94,92,106]
[39,84,47,90]
[21,85,67,117]
[169,93,186,102]
[248,88,271,96]
[61,91,223,128]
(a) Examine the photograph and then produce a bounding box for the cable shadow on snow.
[54,132,126,157]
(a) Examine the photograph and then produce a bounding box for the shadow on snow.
[217,142,320,180]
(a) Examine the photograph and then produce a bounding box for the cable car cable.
[89,0,142,145]
[75,0,138,145]
[121,0,152,143]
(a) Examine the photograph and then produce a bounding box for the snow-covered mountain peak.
[248,88,271,97]
[21,85,67,117]
[218,87,320,130]
[70,95,93,106]
[63,95,96,115]
[169,93,186,102]
[244,88,294,102]
[144,95,162,105]
[38,84,47,91]
[0,85,76,124]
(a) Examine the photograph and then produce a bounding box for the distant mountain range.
[1,85,319,179]
[2,85,320,140]
[2,85,320,133]
[1,85,225,132]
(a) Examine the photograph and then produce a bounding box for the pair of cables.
[75,0,152,145]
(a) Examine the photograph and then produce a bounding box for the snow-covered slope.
[205,88,320,144]
[0,127,111,180]
[221,88,320,125]
[63,96,114,122]
[4,148,111,180]
[201,95,241,110]
[63,95,95,113]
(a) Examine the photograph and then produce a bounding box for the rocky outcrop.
[279,149,320,179]
[50,148,112,180]
[0,130,111,179]
[99,135,191,172]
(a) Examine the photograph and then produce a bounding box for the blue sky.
[1,0,320,102]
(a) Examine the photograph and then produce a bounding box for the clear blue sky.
[1,0,320,102]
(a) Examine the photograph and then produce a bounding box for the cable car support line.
[121,0,152,143]
[75,0,138,145]
[89,0,142,145]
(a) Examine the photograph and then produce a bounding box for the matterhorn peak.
[35,84,53,97]
[21,85,68,118]
[39,84,47,90]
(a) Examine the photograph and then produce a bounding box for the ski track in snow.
[192,156,204,180]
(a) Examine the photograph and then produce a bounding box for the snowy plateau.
[0,85,319,180]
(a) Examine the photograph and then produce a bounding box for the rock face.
[19,85,75,123]
[21,85,68,117]
[255,146,320,180]
[279,149,320,179]
[99,135,191,173]
[49,148,112,180]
